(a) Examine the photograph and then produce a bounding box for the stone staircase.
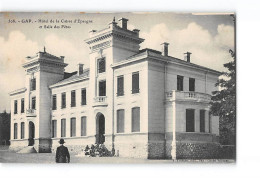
[17,146,37,154]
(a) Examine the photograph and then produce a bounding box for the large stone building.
[9,18,221,159]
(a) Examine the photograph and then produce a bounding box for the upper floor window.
[14,100,18,114]
[52,95,57,110]
[189,78,195,92]
[186,109,195,132]
[71,90,76,107]
[99,80,106,96]
[81,88,87,105]
[30,78,36,91]
[61,92,66,109]
[117,109,125,133]
[132,72,139,94]
[31,97,36,110]
[117,76,124,96]
[177,75,184,91]
[200,110,205,133]
[21,98,24,113]
[98,58,106,73]
[132,107,140,132]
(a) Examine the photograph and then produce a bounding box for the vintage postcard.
[0,12,236,163]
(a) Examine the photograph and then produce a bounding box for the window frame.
[81,116,87,136]
[31,96,36,110]
[70,117,76,137]
[117,109,125,133]
[132,107,140,132]
[21,122,25,139]
[30,78,36,91]
[117,75,124,96]
[97,57,106,74]
[52,95,57,110]
[14,100,18,114]
[186,109,195,132]
[99,80,106,96]
[200,110,206,133]
[81,88,87,106]
[71,90,76,107]
[52,120,57,138]
[132,72,140,94]
[21,98,24,113]
[177,75,184,91]
[189,78,195,92]
[61,119,66,137]
[14,123,18,139]
[61,92,66,109]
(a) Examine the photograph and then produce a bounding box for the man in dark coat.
[56,139,70,163]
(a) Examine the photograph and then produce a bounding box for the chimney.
[133,29,140,37]
[118,18,128,30]
[161,42,169,56]
[184,52,192,62]
[60,56,65,62]
[78,63,84,75]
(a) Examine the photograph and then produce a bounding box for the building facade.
[9,18,221,159]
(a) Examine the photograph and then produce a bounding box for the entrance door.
[96,113,105,144]
[28,121,35,146]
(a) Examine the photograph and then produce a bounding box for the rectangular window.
[14,100,18,114]
[52,95,57,110]
[177,75,184,91]
[21,98,24,113]
[200,110,205,133]
[98,58,106,73]
[117,76,124,96]
[189,78,195,92]
[71,90,76,107]
[81,88,87,105]
[52,120,57,138]
[81,116,87,136]
[21,122,25,139]
[132,107,140,132]
[61,119,66,137]
[117,109,125,133]
[31,97,36,110]
[70,118,76,137]
[14,123,17,139]
[99,81,106,96]
[132,72,139,94]
[31,78,36,91]
[61,93,66,109]
[186,109,195,132]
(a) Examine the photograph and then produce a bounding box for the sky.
[0,12,235,112]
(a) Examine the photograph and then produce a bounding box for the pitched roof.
[50,69,89,88]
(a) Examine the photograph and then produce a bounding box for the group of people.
[55,139,115,163]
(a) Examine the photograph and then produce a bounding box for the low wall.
[9,139,28,152]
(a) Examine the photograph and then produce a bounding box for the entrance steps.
[17,146,37,154]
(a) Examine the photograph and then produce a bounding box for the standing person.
[55,139,70,163]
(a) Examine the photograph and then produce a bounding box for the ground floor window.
[70,118,76,137]
[21,122,25,139]
[81,116,87,136]
[52,120,57,138]
[200,110,205,132]
[61,119,66,137]
[186,109,195,132]
[132,107,140,132]
[117,109,125,133]
[14,123,17,139]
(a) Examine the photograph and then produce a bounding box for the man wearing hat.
[55,139,70,163]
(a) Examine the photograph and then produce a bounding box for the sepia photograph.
[0,12,236,163]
